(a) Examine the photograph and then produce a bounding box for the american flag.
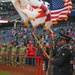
[50,0,72,24]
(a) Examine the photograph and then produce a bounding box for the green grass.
[0,72,11,75]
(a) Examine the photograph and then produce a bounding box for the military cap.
[59,33,71,43]
[13,43,16,45]
[3,43,6,46]
[6,43,9,45]
[21,42,24,45]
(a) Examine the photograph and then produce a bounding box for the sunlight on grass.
[0,72,11,75]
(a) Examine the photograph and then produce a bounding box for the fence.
[0,54,43,75]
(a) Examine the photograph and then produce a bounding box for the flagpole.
[28,23,55,75]
[28,25,50,58]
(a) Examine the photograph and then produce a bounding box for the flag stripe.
[11,0,72,30]
[50,0,72,24]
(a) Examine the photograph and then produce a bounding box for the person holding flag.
[49,33,72,75]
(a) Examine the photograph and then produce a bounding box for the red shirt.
[27,46,36,56]
[0,43,2,47]
[49,33,52,38]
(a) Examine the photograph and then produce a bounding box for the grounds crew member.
[49,33,72,75]
[18,42,26,68]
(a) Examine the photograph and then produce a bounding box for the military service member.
[18,42,26,68]
[11,43,18,67]
[49,33,72,75]
[0,43,6,64]
[6,42,12,66]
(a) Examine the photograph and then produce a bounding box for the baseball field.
[0,72,11,75]
[0,63,46,75]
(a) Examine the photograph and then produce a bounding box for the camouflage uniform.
[6,43,12,65]
[11,43,18,67]
[18,42,26,68]
[0,47,1,63]
[0,43,6,64]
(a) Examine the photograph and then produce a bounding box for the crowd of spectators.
[0,24,75,73]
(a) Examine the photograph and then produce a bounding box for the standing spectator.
[69,45,75,74]
[43,43,50,71]
[27,41,36,65]
[73,57,75,75]
[26,44,30,64]
[0,42,2,47]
